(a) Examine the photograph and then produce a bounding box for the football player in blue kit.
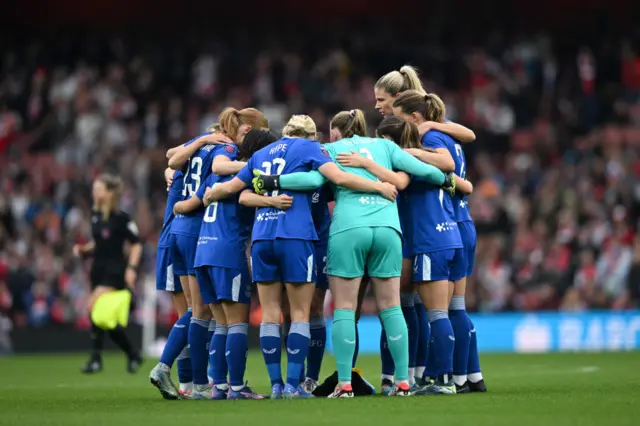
[163,107,269,399]
[393,92,486,393]
[392,90,478,395]
[203,115,398,399]
[149,167,198,400]
[172,129,278,400]
[372,66,477,394]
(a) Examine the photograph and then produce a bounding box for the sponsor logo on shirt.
[435,222,457,232]
[256,211,286,222]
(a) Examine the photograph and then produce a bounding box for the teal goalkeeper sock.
[380,306,409,381]
[332,309,356,382]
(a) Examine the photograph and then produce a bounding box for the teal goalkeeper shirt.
[277,136,446,237]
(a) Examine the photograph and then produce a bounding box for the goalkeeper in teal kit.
[253,109,455,398]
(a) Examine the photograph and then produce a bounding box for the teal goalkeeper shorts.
[327,226,402,279]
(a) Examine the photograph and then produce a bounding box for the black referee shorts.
[90,264,127,290]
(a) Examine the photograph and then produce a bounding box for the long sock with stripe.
[467,317,483,382]
[259,323,283,386]
[415,295,429,380]
[159,309,191,367]
[380,306,409,382]
[401,292,418,384]
[449,296,471,386]
[428,309,454,381]
[188,317,211,385]
[286,322,310,388]
[227,323,249,390]
[211,323,228,390]
[176,346,193,385]
[332,309,356,383]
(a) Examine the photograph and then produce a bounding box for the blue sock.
[428,310,454,380]
[401,293,418,373]
[467,317,482,377]
[286,322,310,388]
[227,323,248,389]
[426,334,436,379]
[415,296,429,378]
[206,320,215,382]
[188,317,211,385]
[449,296,471,381]
[159,310,192,367]
[352,323,360,367]
[208,320,215,349]
[380,328,395,376]
[260,323,283,386]
[176,346,192,384]
[210,324,228,388]
[307,316,326,381]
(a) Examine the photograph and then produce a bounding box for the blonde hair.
[330,109,367,138]
[392,90,446,123]
[208,107,268,138]
[282,115,317,138]
[375,65,426,96]
[95,173,123,219]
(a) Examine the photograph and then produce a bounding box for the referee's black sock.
[109,326,136,358]
[90,321,105,360]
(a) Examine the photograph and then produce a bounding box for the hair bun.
[349,110,356,118]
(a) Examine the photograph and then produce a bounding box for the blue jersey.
[171,140,238,237]
[451,142,473,223]
[237,137,331,242]
[311,185,332,243]
[158,170,184,248]
[194,174,253,269]
[403,131,462,255]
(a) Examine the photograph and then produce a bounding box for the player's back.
[402,130,461,254]
[241,137,329,242]
[158,170,183,248]
[324,136,400,236]
[172,140,231,237]
[194,174,253,269]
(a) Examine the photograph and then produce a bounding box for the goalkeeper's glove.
[252,169,280,195]
[441,172,456,196]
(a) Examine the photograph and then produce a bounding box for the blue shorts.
[458,221,477,277]
[195,264,252,305]
[155,245,182,292]
[172,234,198,276]
[412,248,464,283]
[315,240,328,290]
[251,239,316,284]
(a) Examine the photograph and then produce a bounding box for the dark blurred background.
[0,0,639,352]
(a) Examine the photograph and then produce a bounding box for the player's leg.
[326,228,370,398]
[399,260,419,389]
[414,292,430,384]
[279,239,316,398]
[368,227,411,396]
[354,276,369,367]
[304,288,326,392]
[450,245,472,393]
[460,223,486,392]
[252,240,285,399]
[81,277,111,374]
[207,301,227,399]
[414,250,457,395]
[187,271,213,399]
[221,261,264,400]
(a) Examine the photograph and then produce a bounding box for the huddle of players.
[149,65,486,400]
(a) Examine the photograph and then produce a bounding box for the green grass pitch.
[1,352,639,426]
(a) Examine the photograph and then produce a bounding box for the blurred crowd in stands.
[1,26,640,330]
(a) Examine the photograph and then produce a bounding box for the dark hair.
[392,90,446,123]
[330,109,367,138]
[376,116,421,149]
[237,129,278,160]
